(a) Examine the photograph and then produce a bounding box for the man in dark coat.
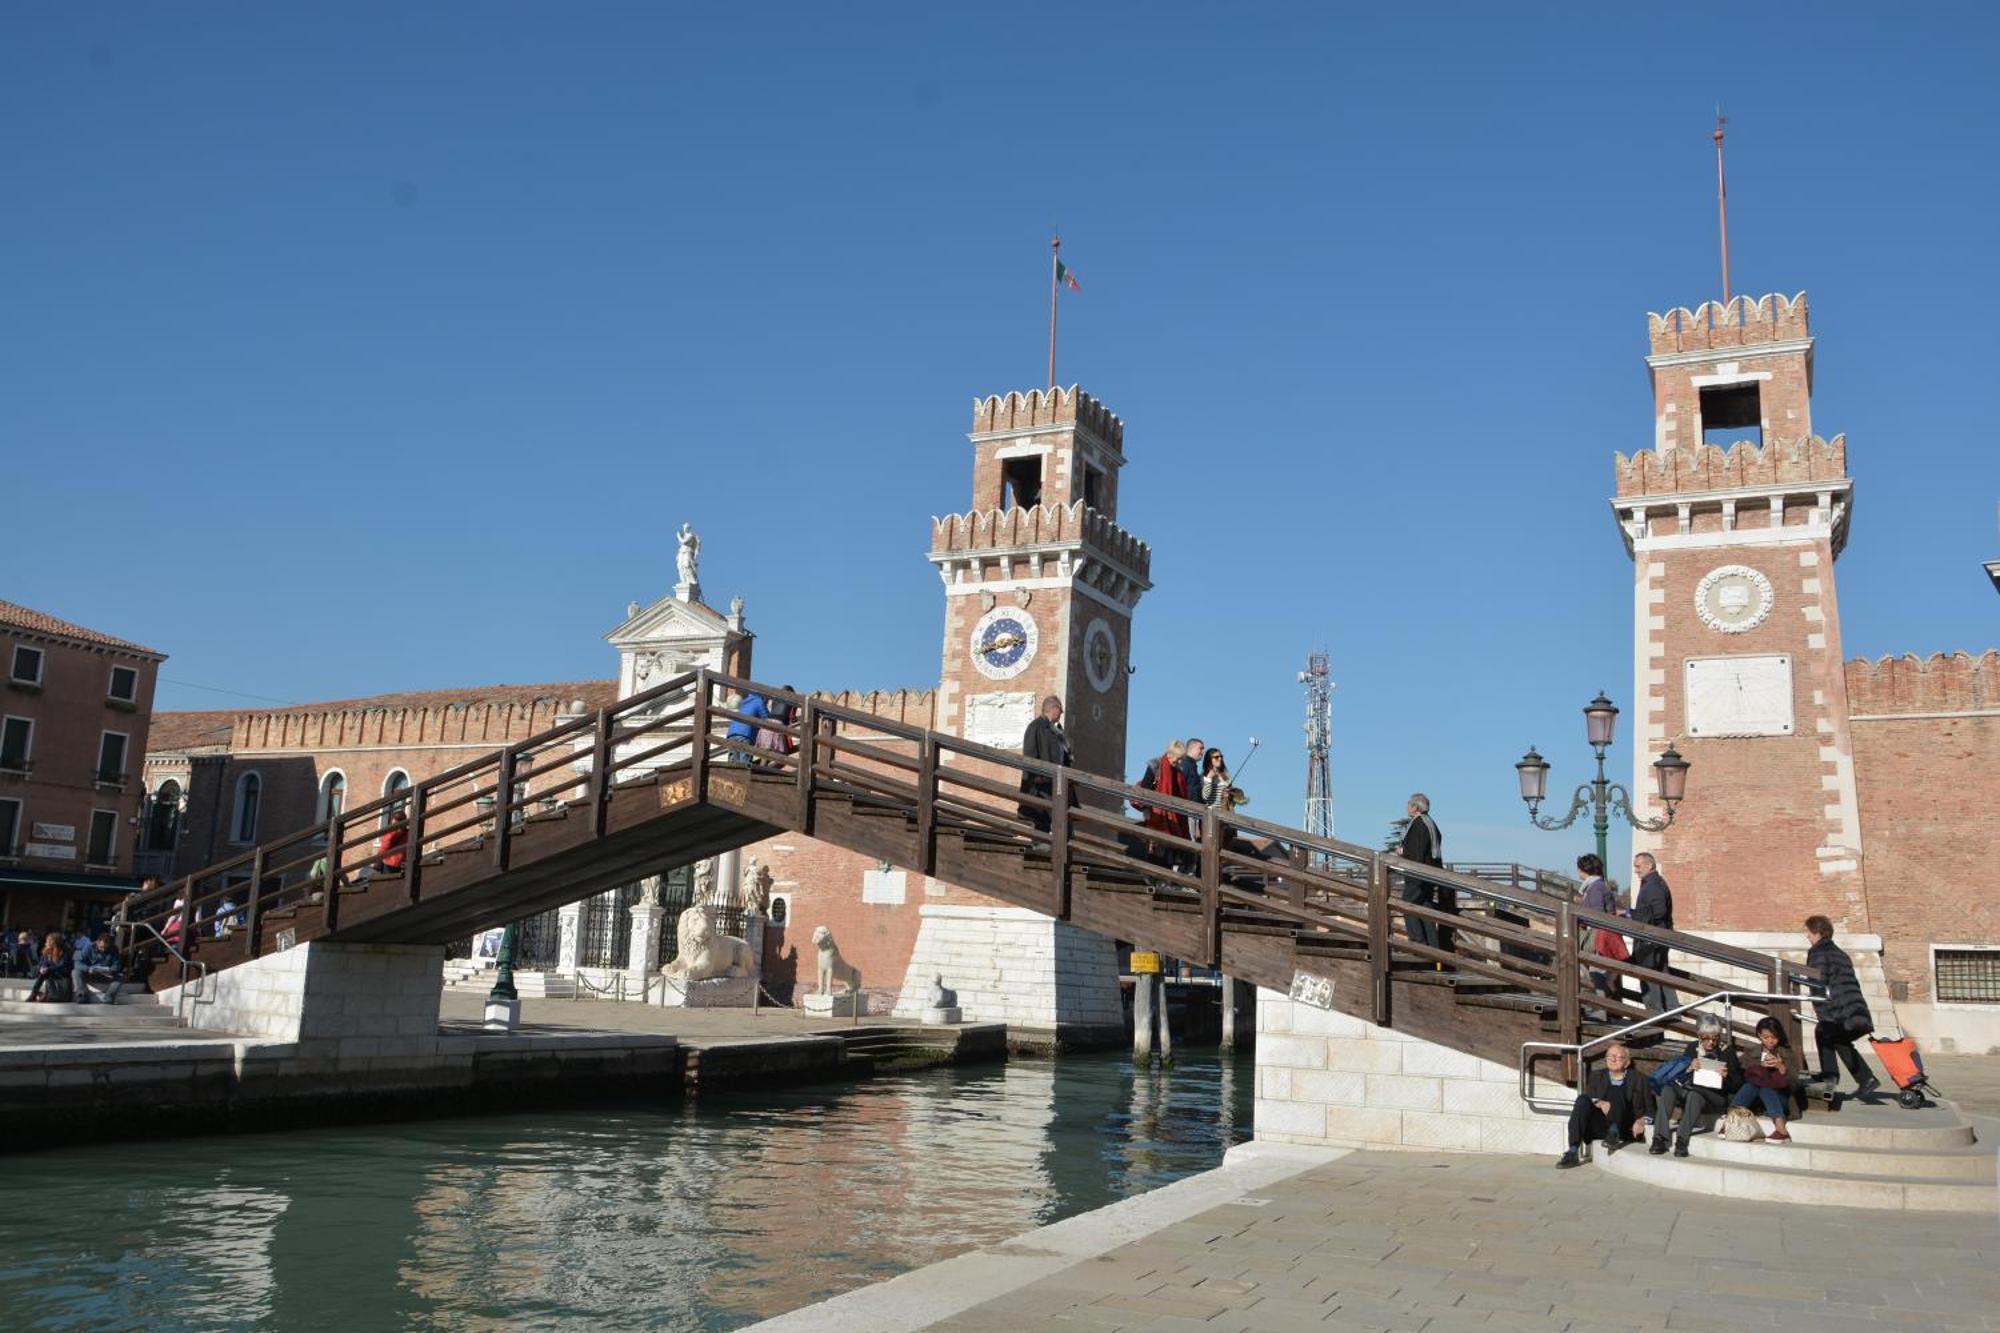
[1555,1041,1648,1168]
[1629,852,1678,1013]
[1018,696,1070,833]
[1803,914,1880,1097]
[1398,793,1453,959]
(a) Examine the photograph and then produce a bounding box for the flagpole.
[1713,111,1732,303]
[1048,234,1061,390]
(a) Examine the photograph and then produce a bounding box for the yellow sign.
[711,776,748,807]
[1129,951,1162,975]
[659,779,694,810]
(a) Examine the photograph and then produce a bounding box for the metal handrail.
[117,920,210,1029]
[1518,989,1812,1110]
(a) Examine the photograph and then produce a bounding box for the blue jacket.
[80,943,122,975]
[725,693,768,742]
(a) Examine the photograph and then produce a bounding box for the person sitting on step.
[1650,1015,1744,1158]
[1730,1016,1796,1142]
[73,933,124,1006]
[26,932,72,1003]
[1556,1041,1648,1169]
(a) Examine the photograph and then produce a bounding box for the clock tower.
[1613,292,1871,942]
[930,387,1150,775]
[890,386,1151,1041]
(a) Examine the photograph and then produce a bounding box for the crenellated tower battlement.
[971,386,1124,453]
[1845,652,2000,716]
[1648,291,1810,356]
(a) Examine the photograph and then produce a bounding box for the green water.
[0,1049,1252,1331]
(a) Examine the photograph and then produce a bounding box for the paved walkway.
[436,992,871,1045]
[918,1149,1999,1332]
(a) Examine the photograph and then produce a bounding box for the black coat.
[1019,715,1070,798]
[1807,938,1874,1037]
[1398,814,1442,867]
[1670,1038,1745,1098]
[1630,870,1674,966]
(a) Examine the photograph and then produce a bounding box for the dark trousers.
[1815,1026,1873,1086]
[1654,1082,1728,1145]
[1567,1084,1644,1148]
[1631,944,1677,1013]
[1402,879,1456,955]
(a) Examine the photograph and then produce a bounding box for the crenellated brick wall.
[1614,435,1848,501]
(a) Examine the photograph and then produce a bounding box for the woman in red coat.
[1142,740,1191,868]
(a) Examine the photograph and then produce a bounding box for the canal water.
[0,1049,1252,1331]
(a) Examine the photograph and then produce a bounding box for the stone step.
[0,1000,179,1022]
[1781,1101,1976,1151]
[1687,1133,1996,1181]
[1595,1140,1996,1211]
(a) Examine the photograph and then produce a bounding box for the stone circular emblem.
[1083,617,1119,693]
[1694,564,1775,634]
[969,604,1038,680]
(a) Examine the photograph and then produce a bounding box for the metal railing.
[1518,989,1812,1110]
[117,919,210,1029]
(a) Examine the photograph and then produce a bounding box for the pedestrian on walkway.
[1018,696,1070,833]
[1803,915,1880,1098]
[1200,748,1233,810]
[1397,794,1453,960]
[1629,852,1678,1014]
[1556,1042,1648,1168]
[725,690,769,763]
[1577,853,1625,1009]
[1178,738,1206,798]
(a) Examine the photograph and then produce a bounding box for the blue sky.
[5,5,1995,873]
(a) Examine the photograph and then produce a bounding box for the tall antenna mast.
[1713,110,1732,303]
[1299,651,1334,860]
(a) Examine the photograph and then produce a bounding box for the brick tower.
[891,386,1152,1042]
[1613,292,1871,942]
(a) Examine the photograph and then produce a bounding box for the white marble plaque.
[1685,654,1795,737]
[861,868,907,905]
[31,822,75,842]
[963,691,1036,750]
[1289,969,1335,1010]
[25,842,76,860]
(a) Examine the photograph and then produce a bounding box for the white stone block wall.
[158,942,446,1065]
[890,904,1122,1030]
[1253,987,1564,1155]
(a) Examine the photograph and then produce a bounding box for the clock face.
[1083,618,1119,693]
[969,605,1038,680]
[1694,564,1775,634]
[1685,654,1795,737]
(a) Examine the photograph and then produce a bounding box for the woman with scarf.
[1141,740,1191,871]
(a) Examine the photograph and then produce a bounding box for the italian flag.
[1056,259,1080,291]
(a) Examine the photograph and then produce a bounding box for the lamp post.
[475,791,521,1029]
[1514,691,1691,871]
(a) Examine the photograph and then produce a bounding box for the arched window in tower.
[147,780,182,852]
[380,770,410,828]
[231,772,262,845]
[318,771,347,823]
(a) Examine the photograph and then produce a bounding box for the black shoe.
[1556,1150,1580,1170]
[1853,1076,1882,1099]
[1602,1133,1623,1156]
[1648,1136,1668,1155]
[1672,1141,1690,1158]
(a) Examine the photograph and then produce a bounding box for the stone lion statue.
[663,904,754,982]
[812,925,862,996]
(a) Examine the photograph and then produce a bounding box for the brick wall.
[1848,653,2000,1004]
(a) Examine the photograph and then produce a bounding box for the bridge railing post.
[915,734,937,876]
[795,699,818,834]
[1367,853,1391,1025]
[1556,898,1580,1083]
[1199,812,1222,966]
[488,752,511,874]
[242,847,265,961]
[589,709,614,838]
[1049,769,1071,921]
[690,678,711,802]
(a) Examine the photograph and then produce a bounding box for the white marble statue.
[812,925,862,996]
[676,523,700,588]
[662,904,754,981]
[927,974,958,1008]
[740,858,772,915]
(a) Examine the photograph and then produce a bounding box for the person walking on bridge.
[1629,852,1678,1014]
[1019,696,1070,833]
[1398,794,1453,962]
[1178,739,1206,800]
[1803,915,1880,1099]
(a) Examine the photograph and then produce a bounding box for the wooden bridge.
[123,670,1814,1071]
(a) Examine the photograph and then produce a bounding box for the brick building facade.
[1615,292,2000,1048]
[0,600,165,935]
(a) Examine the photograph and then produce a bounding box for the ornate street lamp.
[1516,691,1690,871]
[474,793,521,1029]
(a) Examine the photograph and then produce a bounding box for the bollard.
[1220,972,1238,1051]
[1133,970,1156,1061]
[1159,974,1174,1068]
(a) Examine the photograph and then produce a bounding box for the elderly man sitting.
[1651,1015,1744,1158]
[1555,1041,1649,1169]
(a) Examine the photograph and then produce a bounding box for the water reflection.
[0,1049,1252,1332]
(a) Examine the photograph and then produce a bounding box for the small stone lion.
[663,905,753,982]
[812,925,862,996]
